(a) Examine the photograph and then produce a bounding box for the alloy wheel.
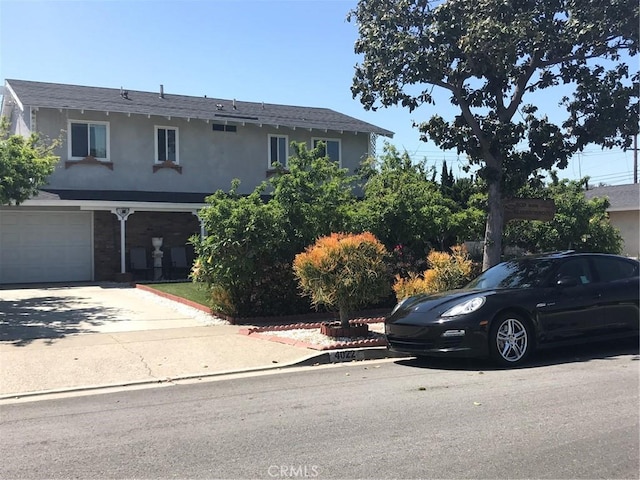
[495,317,528,363]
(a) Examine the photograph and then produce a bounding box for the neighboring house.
[584,183,640,258]
[0,79,393,284]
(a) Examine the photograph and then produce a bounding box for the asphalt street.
[1,339,638,479]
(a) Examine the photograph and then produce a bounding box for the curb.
[0,347,407,402]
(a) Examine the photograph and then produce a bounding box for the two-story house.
[0,79,393,284]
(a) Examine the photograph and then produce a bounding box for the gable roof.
[584,183,640,212]
[4,79,394,137]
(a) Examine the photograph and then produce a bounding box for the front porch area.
[95,210,202,282]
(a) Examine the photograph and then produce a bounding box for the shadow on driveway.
[0,294,123,347]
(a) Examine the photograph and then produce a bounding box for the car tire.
[489,313,533,367]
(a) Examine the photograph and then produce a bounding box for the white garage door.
[0,211,93,284]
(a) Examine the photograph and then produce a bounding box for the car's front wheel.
[489,313,533,367]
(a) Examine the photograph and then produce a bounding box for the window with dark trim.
[312,138,341,164]
[68,121,109,160]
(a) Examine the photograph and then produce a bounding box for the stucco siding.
[34,107,371,195]
[609,210,640,258]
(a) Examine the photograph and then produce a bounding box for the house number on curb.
[329,350,364,363]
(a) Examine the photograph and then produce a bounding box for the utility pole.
[634,134,638,184]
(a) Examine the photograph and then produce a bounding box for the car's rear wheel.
[489,313,532,367]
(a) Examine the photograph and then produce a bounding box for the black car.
[385,251,639,367]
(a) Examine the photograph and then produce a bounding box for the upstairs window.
[268,134,288,167]
[155,126,178,163]
[312,138,341,165]
[69,121,109,160]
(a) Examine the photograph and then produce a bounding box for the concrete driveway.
[0,284,325,398]
[0,284,214,346]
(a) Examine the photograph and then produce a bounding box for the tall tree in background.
[439,160,454,198]
[349,0,638,270]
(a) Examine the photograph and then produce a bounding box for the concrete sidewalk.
[0,284,392,399]
[0,325,326,398]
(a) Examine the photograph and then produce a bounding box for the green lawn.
[145,282,210,307]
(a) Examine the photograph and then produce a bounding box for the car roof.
[512,251,638,263]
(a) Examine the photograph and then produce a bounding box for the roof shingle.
[584,183,640,211]
[5,79,394,137]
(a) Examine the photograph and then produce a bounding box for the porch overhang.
[14,189,208,212]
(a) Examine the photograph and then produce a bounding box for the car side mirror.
[556,276,578,287]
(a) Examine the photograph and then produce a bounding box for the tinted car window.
[554,258,593,285]
[591,257,639,282]
[466,259,555,289]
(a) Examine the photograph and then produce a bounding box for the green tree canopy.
[269,141,357,254]
[504,175,623,254]
[0,118,59,205]
[349,0,638,270]
[356,143,484,257]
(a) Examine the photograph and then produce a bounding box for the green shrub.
[191,142,357,318]
[356,144,485,259]
[190,182,300,317]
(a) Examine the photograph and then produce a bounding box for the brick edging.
[242,332,388,351]
[239,317,388,351]
[238,317,386,335]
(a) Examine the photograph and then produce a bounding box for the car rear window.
[592,257,639,283]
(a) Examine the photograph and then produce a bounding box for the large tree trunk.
[482,178,504,271]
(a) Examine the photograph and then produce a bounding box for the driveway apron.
[0,284,208,345]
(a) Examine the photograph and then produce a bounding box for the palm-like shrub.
[293,232,391,328]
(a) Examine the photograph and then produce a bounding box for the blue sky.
[1,0,637,185]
